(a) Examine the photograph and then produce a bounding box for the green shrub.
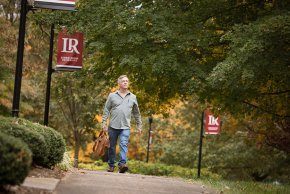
[17,118,66,167]
[127,160,220,180]
[0,116,66,167]
[0,116,48,166]
[0,132,32,186]
[56,151,72,171]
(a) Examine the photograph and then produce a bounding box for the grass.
[78,160,290,194]
[197,179,290,194]
[78,160,107,171]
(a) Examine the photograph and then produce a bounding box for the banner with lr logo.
[56,31,83,71]
[205,112,221,135]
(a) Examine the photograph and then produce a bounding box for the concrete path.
[22,177,60,191]
[55,169,216,194]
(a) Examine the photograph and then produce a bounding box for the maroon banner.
[205,112,221,135]
[56,31,83,71]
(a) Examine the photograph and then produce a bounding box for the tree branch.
[261,90,290,95]
[243,101,290,118]
[57,100,73,129]
[194,1,260,24]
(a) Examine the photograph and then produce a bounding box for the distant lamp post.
[197,112,204,178]
[146,116,153,163]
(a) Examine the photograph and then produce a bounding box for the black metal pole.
[12,0,28,117]
[197,111,204,178]
[44,23,55,126]
[146,116,153,163]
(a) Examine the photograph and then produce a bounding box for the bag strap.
[92,140,97,152]
[99,130,109,137]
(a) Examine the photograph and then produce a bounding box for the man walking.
[102,75,142,173]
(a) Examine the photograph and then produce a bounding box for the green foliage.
[56,152,73,171]
[203,132,290,182]
[50,71,105,167]
[0,116,48,166]
[0,132,32,186]
[207,12,290,114]
[52,72,103,132]
[64,0,286,114]
[206,11,290,152]
[0,13,50,119]
[159,130,199,168]
[127,160,220,180]
[17,118,66,167]
[0,17,15,116]
[0,116,66,167]
[72,0,290,154]
[152,101,290,182]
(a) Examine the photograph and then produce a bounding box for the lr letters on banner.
[56,31,84,71]
[205,112,221,135]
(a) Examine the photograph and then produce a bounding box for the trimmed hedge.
[17,118,66,167]
[0,116,48,166]
[0,132,32,185]
[0,116,66,167]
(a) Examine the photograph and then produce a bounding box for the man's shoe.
[118,164,128,173]
[107,166,115,172]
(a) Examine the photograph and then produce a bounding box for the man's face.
[118,77,129,89]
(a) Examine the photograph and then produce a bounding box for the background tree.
[154,99,290,181]
[72,0,290,153]
[73,0,277,107]
[0,0,20,24]
[51,70,106,167]
[0,15,17,116]
[0,5,54,120]
[206,11,290,153]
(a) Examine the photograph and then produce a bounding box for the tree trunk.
[73,129,81,168]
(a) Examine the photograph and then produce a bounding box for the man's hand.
[103,127,108,133]
[137,128,142,135]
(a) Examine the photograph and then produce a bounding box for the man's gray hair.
[118,75,129,83]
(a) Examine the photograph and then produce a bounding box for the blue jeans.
[108,127,130,167]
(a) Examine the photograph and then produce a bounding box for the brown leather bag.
[93,131,110,158]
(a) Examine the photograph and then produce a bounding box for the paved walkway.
[22,177,60,191]
[55,169,216,194]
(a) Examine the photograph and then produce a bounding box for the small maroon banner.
[205,112,221,135]
[56,31,83,71]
